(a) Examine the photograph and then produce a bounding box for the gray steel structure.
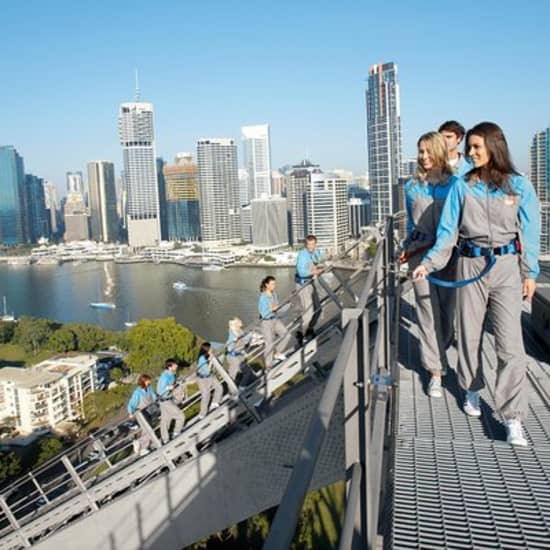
[2,220,550,549]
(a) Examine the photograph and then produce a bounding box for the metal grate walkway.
[391,293,550,549]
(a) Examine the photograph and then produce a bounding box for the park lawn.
[0,343,53,367]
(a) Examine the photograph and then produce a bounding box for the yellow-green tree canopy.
[124,318,200,376]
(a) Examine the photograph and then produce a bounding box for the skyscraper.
[87,161,119,243]
[163,153,201,242]
[308,173,349,254]
[66,172,84,195]
[43,181,58,235]
[63,191,89,242]
[529,128,550,253]
[366,62,402,224]
[24,174,49,242]
[287,160,321,246]
[197,139,241,243]
[118,100,161,247]
[242,124,272,199]
[251,196,289,251]
[0,145,26,245]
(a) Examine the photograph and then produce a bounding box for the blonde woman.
[226,317,256,388]
[402,131,456,398]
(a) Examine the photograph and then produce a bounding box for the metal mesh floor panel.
[392,293,550,548]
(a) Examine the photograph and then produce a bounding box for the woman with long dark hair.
[414,122,540,446]
[258,275,292,369]
[402,131,456,398]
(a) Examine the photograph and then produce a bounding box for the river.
[0,262,295,342]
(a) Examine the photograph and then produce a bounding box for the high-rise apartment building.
[197,139,241,243]
[287,160,321,246]
[308,173,349,255]
[366,62,402,224]
[24,174,49,242]
[251,196,289,251]
[119,101,161,247]
[63,191,89,242]
[530,128,550,254]
[87,161,119,243]
[43,180,58,235]
[242,124,272,199]
[163,153,201,241]
[66,171,84,196]
[0,145,26,245]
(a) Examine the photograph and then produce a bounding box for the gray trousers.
[410,255,455,373]
[198,376,223,417]
[159,400,185,444]
[296,282,320,332]
[456,254,527,420]
[227,355,256,387]
[261,318,292,369]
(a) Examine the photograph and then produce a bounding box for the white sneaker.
[428,377,442,398]
[463,391,481,417]
[505,418,528,447]
[139,448,150,457]
[274,352,286,362]
[210,402,220,410]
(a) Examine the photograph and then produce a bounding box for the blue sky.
[0,0,548,195]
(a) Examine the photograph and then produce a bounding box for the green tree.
[0,321,15,344]
[35,438,64,466]
[13,316,55,355]
[48,327,77,353]
[66,323,113,352]
[110,367,124,381]
[125,318,199,376]
[0,452,22,481]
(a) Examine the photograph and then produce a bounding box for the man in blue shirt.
[156,359,185,444]
[438,120,473,177]
[295,234,323,342]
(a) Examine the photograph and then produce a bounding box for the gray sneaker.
[428,377,442,398]
[463,391,481,417]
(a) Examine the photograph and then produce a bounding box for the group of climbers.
[404,120,539,447]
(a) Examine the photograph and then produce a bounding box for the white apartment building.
[0,355,98,434]
[242,124,272,200]
[119,101,161,247]
[308,173,349,255]
[251,195,289,252]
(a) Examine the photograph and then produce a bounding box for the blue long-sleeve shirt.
[197,354,212,377]
[295,248,323,284]
[258,291,279,320]
[127,386,157,414]
[226,329,249,356]
[157,370,176,398]
[422,174,540,279]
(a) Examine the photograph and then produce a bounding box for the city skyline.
[1,1,548,195]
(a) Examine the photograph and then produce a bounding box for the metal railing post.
[61,455,99,512]
[134,410,177,471]
[0,495,30,547]
[211,356,262,423]
[342,308,369,549]
[29,471,49,504]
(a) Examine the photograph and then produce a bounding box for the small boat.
[124,321,137,328]
[172,281,187,291]
[89,302,116,310]
[202,264,223,272]
[1,297,15,322]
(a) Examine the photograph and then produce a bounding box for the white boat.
[124,321,137,328]
[35,257,59,265]
[202,264,223,272]
[172,281,187,291]
[1,297,15,322]
[89,302,116,310]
